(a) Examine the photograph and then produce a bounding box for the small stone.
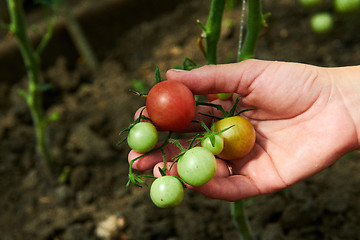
[96,215,126,240]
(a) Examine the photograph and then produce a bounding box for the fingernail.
[170,69,187,72]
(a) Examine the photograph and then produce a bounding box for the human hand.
[128,59,360,201]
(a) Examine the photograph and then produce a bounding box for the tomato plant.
[150,176,184,208]
[214,116,256,160]
[146,80,196,131]
[177,147,217,186]
[127,122,158,153]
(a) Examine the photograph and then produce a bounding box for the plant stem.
[231,200,254,240]
[7,0,53,165]
[205,0,225,64]
[232,1,266,239]
[237,0,265,62]
[202,1,264,239]
[62,0,99,70]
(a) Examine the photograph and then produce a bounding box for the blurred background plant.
[5,0,60,171]
[3,0,97,176]
[298,0,360,34]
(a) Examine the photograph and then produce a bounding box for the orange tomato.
[214,116,255,160]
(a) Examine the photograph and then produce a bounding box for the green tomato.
[310,12,333,35]
[127,122,158,153]
[177,147,217,187]
[334,0,360,13]
[201,135,224,155]
[298,0,322,8]
[150,176,184,208]
[217,93,233,100]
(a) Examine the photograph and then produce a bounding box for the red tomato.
[146,80,196,131]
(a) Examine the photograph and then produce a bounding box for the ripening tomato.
[214,116,255,160]
[127,122,158,153]
[146,80,196,131]
[177,147,217,186]
[150,176,184,208]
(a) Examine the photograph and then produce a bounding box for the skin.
[128,59,360,202]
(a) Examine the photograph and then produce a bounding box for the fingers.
[128,148,164,171]
[128,140,187,171]
[153,162,179,178]
[134,107,148,121]
[189,175,261,202]
[166,59,272,96]
[130,146,264,201]
[152,158,233,178]
[150,159,262,201]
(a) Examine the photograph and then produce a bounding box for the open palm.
[129,59,359,201]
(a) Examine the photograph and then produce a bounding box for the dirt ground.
[1,0,360,239]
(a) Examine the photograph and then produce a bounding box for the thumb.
[165,59,271,96]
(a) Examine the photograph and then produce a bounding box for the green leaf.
[209,134,216,147]
[183,57,198,70]
[234,108,257,116]
[158,167,166,177]
[134,175,148,187]
[155,65,161,83]
[196,101,227,117]
[228,96,240,117]
[126,179,131,190]
[196,19,207,33]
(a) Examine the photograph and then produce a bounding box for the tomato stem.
[228,97,241,116]
[127,131,173,188]
[129,89,148,97]
[169,139,187,152]
[231,200,254,240]
[196,97,255,119]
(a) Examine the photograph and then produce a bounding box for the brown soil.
[1,0,360,239]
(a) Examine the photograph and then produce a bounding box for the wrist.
[330,65,360,149]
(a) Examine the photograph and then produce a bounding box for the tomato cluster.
[120,79,256,208]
